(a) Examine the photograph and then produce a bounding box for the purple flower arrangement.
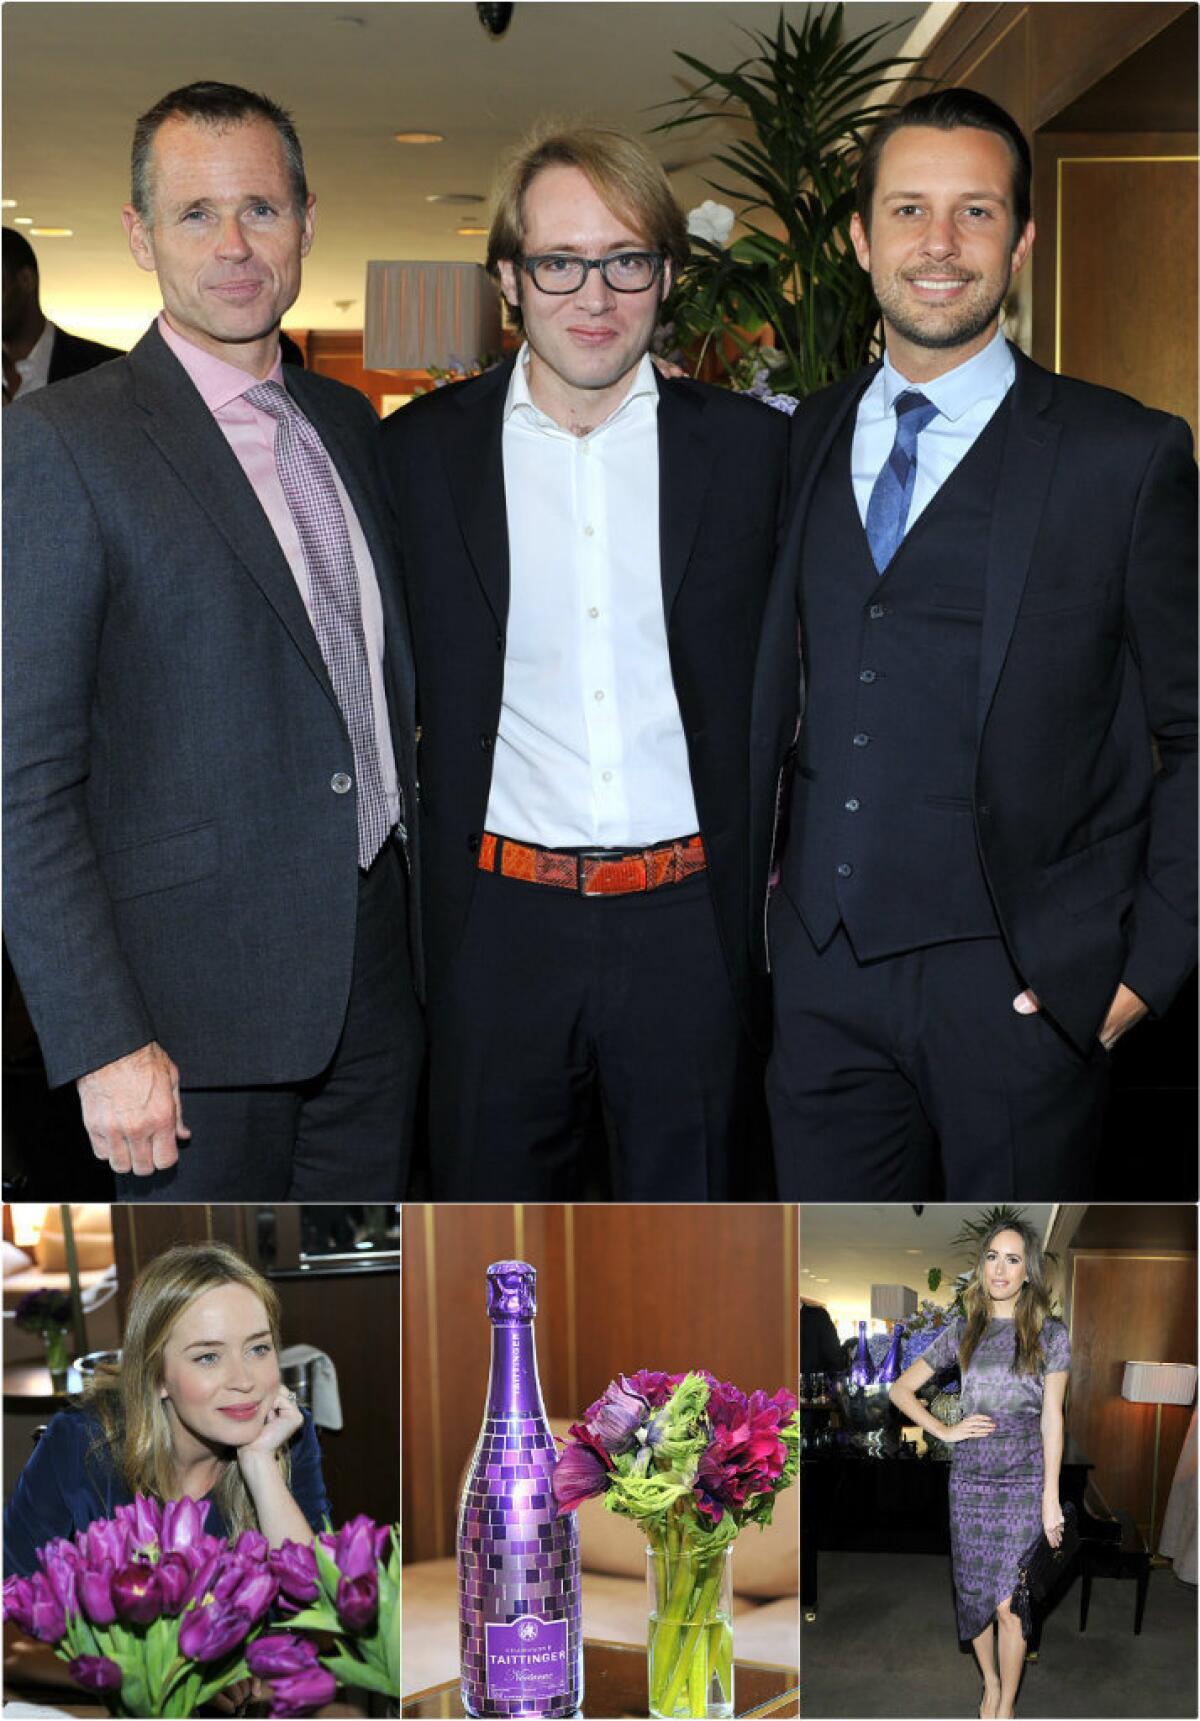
[2,1499,400,1717]
[13,1289,73,1335]
[248,1517,399,1713]
[1,1496,275,1716]
[553,1370,798,1717]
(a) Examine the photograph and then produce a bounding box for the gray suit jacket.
[3,322,420,1088]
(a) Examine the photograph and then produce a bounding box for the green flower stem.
[657,1558,726,1718]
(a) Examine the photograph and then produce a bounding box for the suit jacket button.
[837,862,853,878]
[467,833,480,853]
[480,734,494,751]
[331,772,353,794]
[869,603,885,620]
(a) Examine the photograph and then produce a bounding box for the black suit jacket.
[46,326,123,384]
[3,322,420,1088]
[751,346,1197,1052]
[380,359,789,1043]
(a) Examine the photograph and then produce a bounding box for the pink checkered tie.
[246,381,392,869]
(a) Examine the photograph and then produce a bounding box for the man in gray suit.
[3,81,423,1198]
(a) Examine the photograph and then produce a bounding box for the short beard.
[875,271,1009,352]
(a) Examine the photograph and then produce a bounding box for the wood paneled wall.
[109,1206,400,1531]
[401,1205,798,1564]
[1065,1248,1196,1547]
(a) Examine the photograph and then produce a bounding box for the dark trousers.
[766,891,1108,1200]
[115,839,424,1201]
[427,869,765,1199]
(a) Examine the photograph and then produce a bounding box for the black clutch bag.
[1013,1501,1080,1639]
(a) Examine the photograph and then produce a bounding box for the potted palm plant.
[654,4,917,397]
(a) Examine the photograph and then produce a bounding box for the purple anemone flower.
[585,1376,649,1453]
[552,1423,613,1513]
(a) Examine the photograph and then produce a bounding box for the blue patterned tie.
[865,389,940,574]
[246,381,392,869]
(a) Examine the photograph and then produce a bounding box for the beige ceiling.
[2,0,946,348]
[801,1203,1056,1335]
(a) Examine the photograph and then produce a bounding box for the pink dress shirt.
[156,314,400,825]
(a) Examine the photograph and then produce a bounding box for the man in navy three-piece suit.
[754,89,1196,1199]
[3,81,423,1197]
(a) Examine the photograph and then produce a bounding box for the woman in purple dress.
[890,1221,1069,1719]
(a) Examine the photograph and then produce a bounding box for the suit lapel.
[977,349,1061,731]
[437,361,512,629]
[780,365,876,581]
[656,375,718,616]
[127,326,337,705]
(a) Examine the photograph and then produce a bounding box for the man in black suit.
[3,82,423,1198]
[752,89,1196,1199]
[2,227,122,398]
[382,126,788,1198]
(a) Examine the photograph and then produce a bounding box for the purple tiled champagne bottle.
[457,1262,583,1718]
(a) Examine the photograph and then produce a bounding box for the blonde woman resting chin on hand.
[889,1220,1069,1721]
[4,1243,329,1578]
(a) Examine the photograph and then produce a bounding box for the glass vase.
[44,1326,70,1392]
[646,1543,733,1720]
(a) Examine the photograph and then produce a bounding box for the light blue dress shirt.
[851,327,1017,533]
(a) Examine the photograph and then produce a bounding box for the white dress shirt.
[10,320,57,396]
[486,345,699,848]
[851,326,1017,532]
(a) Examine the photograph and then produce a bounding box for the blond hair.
[86,1243,288,1538]
[486,121,689,327]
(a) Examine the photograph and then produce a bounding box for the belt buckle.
[577,848,628,897]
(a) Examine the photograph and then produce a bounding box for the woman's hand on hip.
[1042,1496,1065,1547]
[944,1414,996,1443]
[236,1386,304,1468]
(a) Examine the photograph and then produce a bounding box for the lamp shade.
[1121,1361,1198,1406]
[870,1284,918,1322]
[364,261,502,371]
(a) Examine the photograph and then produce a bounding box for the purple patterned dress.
[920,1314,1071,1639]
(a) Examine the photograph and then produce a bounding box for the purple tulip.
[27,1572,68,1643]
[268,1665,338,1717]
[79,1517,130,1571]
[335,1570,378,1632]
[157,1553,193,1617]
[270,1540,319,1609]
[181,1550,223,1610]
[38,1545,79,1616]
[178,1598,253,1662]
[229,1568,279,1625]
[116,1494,162,1553]
[3,1575,35,1635]
[246,1633,320,1677]
[233,1529,269,1564]
[112,1561,164,1626]
[322,1515,377,1581]
[68,1654,123,1694]
[78,1566,117,1627]
[161,1497,206,1558]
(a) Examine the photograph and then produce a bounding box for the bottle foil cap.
[486,1260,536,1320]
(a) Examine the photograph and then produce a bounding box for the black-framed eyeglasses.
[520,252,665,294]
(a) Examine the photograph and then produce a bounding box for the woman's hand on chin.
[236,1386,304,1468]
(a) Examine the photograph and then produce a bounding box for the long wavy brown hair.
[959,1219,1054,1377]
[85,1243,289,1537]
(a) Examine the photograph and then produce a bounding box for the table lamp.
[1121,1360,1198,1546]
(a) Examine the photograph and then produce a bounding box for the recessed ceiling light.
[393,131,444,146]
[1,199,16,209]
[813,1276,831,1283]
[30,227,72,238]
[457,225,488,237]
[14,217,33,225]
[426,193,484,205]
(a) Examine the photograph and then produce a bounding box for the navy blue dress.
[3,1406,330,1576]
